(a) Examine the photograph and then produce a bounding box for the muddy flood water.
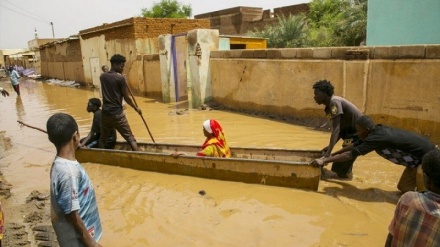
[0,78,406,246]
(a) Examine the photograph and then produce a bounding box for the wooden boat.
[76,142,322,190]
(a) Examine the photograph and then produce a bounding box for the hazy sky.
[0,0,310,49]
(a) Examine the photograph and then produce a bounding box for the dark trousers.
[331,136,358,178]
[12,84,20,95]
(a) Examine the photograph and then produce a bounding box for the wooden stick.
[17,121,47,133]
[125,83,156,143]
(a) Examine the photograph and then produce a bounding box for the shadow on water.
[15,96,24,120]
[319,179,400,205]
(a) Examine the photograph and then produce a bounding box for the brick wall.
[79,17,210,41]
[274,4,309,17]
[39,39,84,83]
[40,39,82,62]
[195,4,309,35]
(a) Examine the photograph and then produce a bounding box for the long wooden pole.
[125,84,155,143]
[17,121,47,133]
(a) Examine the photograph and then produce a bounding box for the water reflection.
[15,96,24,120]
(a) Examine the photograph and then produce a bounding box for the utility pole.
[50,22,55,38]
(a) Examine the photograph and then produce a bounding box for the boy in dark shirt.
[79,98,116,149]
[313,80,363,178]
[311,115,436,192]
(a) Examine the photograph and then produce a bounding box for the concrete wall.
[39,39,85,84]
[79,17,210,89]
[142,55,162,99]
[187,29,219,108]
[129,54,162,98]
[157,34,188,102]
[209,45,440,144]
[367,0,440,45]
[79,35,109,87]
[0,49,26,67]
[159,29,219,107]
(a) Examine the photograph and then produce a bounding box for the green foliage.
[248,0,367,48]
[141,0,192,18]
[307,0,367,47]
[336,0,368,46]
[248,14,308,48]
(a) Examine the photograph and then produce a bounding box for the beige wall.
[78,17,210,93]
[126,54,161,98]
[143,55,162,99]
[209,45,440,143]
[80,35,112,86]
[80,35,156,87]
[40,62,84,82]
[39,39,85,84]
[0,49,26,67]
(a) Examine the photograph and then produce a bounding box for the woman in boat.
[197,119,231,158]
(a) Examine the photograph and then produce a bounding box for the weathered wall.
[274,4,310,17]
[33,51,41,74]
[79,35,109,87]
[158,29,219,106]
[79,17,210,89]
[39,39,85,84]
[157,34,188,102]
[41,61,84,83]
[127,54,162,98]
[0,49,26,67]
[195,4,309,35]
[187,29,219,108]
[209,45,440,143]
[142,55,162,99]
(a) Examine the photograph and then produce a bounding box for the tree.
[141,0,192,18]
[307,0,367,47]
[336,0,368,46]
[249,0,367,48]
[248,14,308,48]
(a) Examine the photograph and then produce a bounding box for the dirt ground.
[0,132,57,247]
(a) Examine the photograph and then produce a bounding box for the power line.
[2,0,50,23]
[0,3,50,24]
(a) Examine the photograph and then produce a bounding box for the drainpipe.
[171,36,179,101]
[186,44,192,109]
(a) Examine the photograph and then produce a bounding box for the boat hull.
[76,142,322,190]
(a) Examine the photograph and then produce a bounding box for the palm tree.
[249,14,308,48]
[336,0,368,46]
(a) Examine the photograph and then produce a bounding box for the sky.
[0,0,310,49]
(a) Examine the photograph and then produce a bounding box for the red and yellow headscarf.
[197,119,231,158]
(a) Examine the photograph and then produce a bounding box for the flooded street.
[0,78,405,246]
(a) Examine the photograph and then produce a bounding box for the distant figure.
[46,113,103,247]
[313,79,363,179]
[385,149,440,246]
[0,87,9,97]
[101,65,109,73]
[98,54,142,151]
[197,119,231,157]
[311,115,436,192]
[79,98,116,149]
[9,66,20,96]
